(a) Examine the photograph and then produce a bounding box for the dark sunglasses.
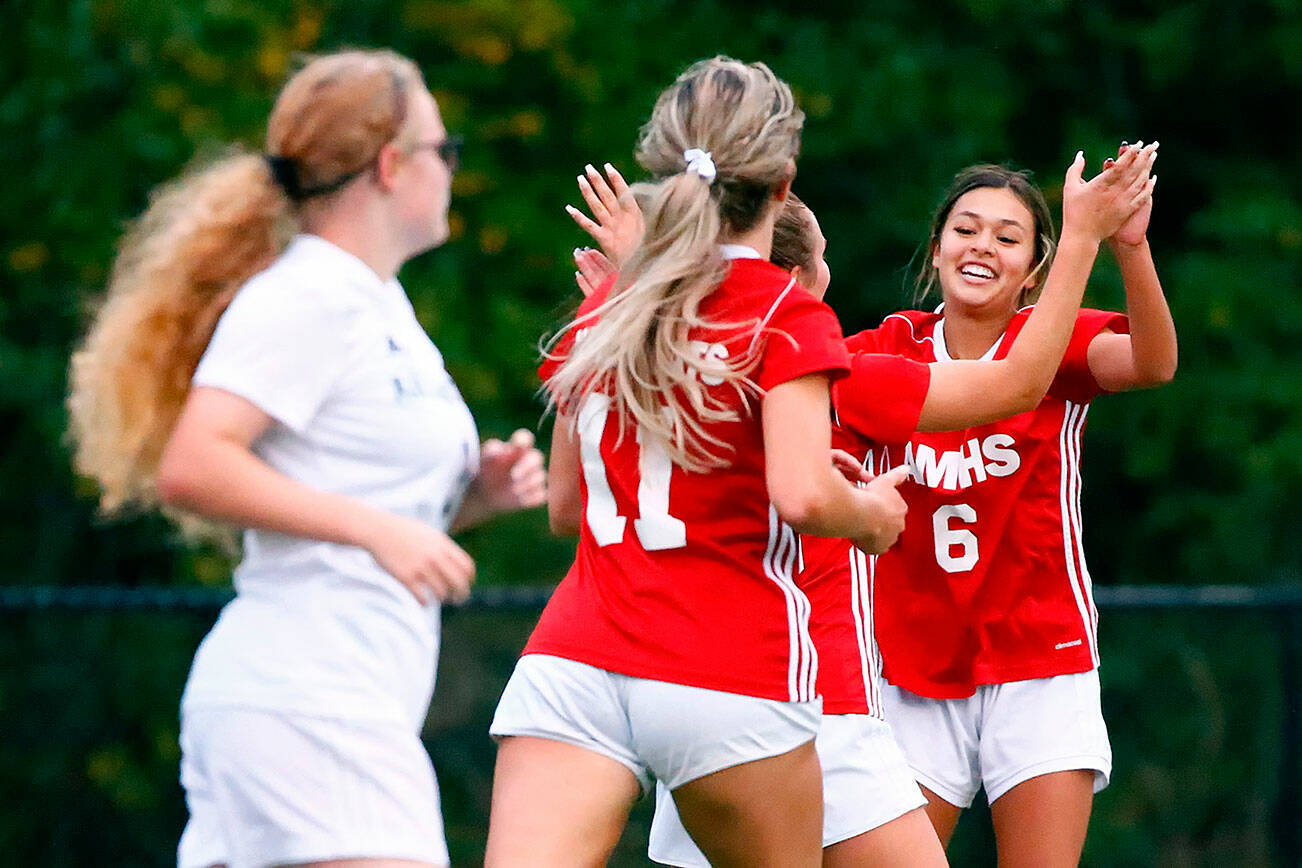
[412,134,463,173]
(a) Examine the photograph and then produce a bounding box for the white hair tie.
[683,148,717,184]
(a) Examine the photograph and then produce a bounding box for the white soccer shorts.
[647,713,926,865]
[489,653,820,793]
[881,669,1112,807]
[177,707,449,868]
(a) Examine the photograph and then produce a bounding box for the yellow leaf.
[479,226,508,254]
[8,242,49,273]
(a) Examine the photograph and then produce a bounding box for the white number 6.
[933,504,978,573]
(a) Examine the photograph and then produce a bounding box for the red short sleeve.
[1049,308,1130,402]
[843,327,884,355]
[833,353,931,444]
[754,290,850,391]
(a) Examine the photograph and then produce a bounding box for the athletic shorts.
[489,654,821,794]
[647,713,926,865]
[880,669,1112,808]
[177,707,449,868]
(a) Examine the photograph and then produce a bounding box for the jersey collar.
[720,244,763,260]
[932,305,1006,363]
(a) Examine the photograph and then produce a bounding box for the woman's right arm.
[157,386,475,603]
[916,144,1158,432]
[763,374,909,554]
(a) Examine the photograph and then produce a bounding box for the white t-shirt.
[180,235,480,730]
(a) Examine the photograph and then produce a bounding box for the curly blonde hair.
[546,57,804,471]
[68,49,425,518]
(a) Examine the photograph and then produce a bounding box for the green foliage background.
[2,0,1300,864]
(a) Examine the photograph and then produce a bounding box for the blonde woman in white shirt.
[67,49,545,868]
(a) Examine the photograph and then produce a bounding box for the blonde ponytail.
[547,57,804,471]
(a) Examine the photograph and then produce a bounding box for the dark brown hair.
[913,163,1056,307]
[770,193,816,274]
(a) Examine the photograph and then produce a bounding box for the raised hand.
[850,465,911,555]
[565,162,644,268]
[1104,143,1155,248]
[1061,141,1157,242]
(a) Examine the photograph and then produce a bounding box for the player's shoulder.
[1010,305,1126,336]
[720,259,836,326]
[850,309,939,352]
[884,308,940,330]
[1074,306,1129,335]
[238,238,371,320]
[719,258,804,305]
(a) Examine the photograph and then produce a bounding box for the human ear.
[373,142,403,192]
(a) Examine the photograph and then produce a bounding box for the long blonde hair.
[547,57,804,471]
[67,49,425,518]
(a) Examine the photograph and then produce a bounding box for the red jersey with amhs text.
[527,258,851,703]
[869,307,1128,700]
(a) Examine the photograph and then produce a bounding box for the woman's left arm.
[450,428,547,533]
[1087,184,1179,392]
[542,414,582,536]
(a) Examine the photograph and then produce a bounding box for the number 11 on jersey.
[577,393,687,551]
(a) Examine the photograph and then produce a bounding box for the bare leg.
[919,785,964,849]
[670,740,823,868]
[821,807,949,868]
[484,736,641,868]
[990,770,1094,868]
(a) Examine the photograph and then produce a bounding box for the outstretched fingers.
[577,169,612,223]
[566,202,603,240]
[584,163,623,217]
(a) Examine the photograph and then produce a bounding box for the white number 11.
[577,393,687,551]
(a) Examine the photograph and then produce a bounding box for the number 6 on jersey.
[933,503,978,573]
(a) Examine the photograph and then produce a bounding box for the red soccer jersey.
[868,306,1128,699]
[527,257,851,702]
[802,344,931,716]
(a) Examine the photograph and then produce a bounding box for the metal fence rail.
[3,582,1301,864]
[5,581,1301,613]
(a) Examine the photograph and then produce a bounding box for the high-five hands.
[1061,141,1158,242]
